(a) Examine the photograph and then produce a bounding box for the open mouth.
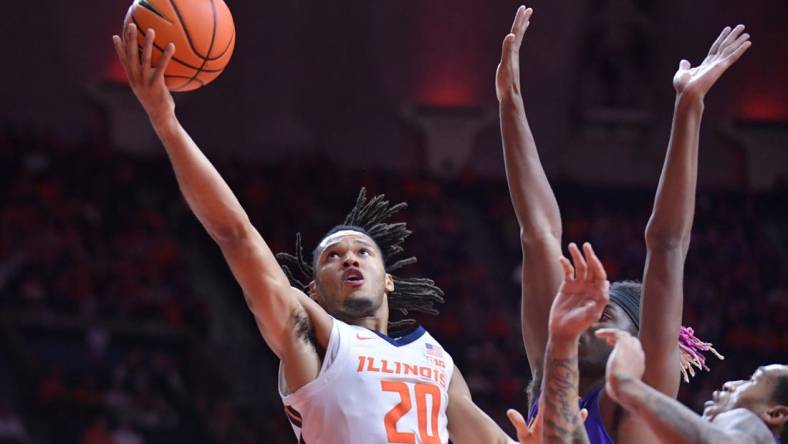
[343,269,365,287]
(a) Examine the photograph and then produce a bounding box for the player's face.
[312,231,393,321]
[578,302,637,373]
[702,364,788,421]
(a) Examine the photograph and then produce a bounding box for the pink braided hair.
[678,326,725,383]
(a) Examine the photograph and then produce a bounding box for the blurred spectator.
[0,402,27,444]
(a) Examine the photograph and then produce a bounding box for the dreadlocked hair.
[275,188,445,332]
[678,326,725,383]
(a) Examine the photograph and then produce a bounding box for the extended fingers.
[125,23,142,80]
[583,242,607,282]
[152,43,175,81]
[708,26,731,55]
[512,6,533,47]
[142,28,154,76]
[112,35,129,73]
[723,31,750,57]
[568,243,588,281]
[559,255,575,282]
[719,24,745,52]
[725,39,751,65]
[506,409,530,437]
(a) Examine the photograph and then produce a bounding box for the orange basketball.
[123,0,236,92]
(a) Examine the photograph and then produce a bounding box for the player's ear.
[384,273,395,293]
[308,281,319,301]
[762,404,788,428]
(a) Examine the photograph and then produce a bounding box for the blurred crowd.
[0,129,785,443]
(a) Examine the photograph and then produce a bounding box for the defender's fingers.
[725,40,751,65]
[510,5,526,33]
[583,242,607,281]
[723,32,750,57]
[568,243,588,281]
[512,7,533,47]
[559,255,575,282]
[506,409,530,436]
[580,408,589,423]
[708,26,731,55]
[720,24,745,51]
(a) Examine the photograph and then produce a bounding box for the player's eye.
[327,251,340,259]
[359,248,370,256]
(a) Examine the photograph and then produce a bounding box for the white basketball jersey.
[279,318,455,444]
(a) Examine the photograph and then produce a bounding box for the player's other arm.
[446,369,518,444]
[111,25,332,371]
[615,379,770,444]
[496,5,564,386]
[639,25,751,397]
[598,330,772,444]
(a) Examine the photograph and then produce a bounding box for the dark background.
[0,1,786,443]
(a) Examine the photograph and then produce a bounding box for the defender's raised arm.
[496,6,564,396]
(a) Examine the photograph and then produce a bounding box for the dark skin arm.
[593,24,753,444]
[446,369,518,444]
[637,25,751,400]
[598,329,774,444]
[496,5,564,392]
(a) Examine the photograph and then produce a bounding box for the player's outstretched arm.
[111,25,332,382]
[639,25,751,397]
[597,329,772,444]
[496,5,564,390]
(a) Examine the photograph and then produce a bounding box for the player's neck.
[349,315,388,335]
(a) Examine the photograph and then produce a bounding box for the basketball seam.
[165,74,207,91]
[131,16,223,73]
[180,0,218,89]
[167,0,233,60]
[205,28,234,61]
[168,0,208,59]
[138,0,173,24]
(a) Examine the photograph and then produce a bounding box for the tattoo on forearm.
[543,353,589,444]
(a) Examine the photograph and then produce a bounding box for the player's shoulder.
[714,408,775,444]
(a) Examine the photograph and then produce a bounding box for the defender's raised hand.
[548,243,610,340]
[673,25,751,98]
[506,403,589,444]
[496,6,533,102]
[112,24,176,124]
[595,328,646,403]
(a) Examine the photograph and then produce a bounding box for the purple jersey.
[528,386,615,444]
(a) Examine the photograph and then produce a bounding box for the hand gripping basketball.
[118,0,236,92]
[113,24,176,124]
